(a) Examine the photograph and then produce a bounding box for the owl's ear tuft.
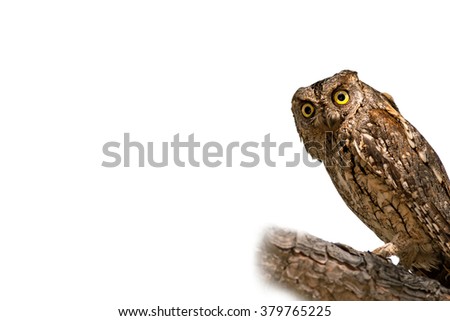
[342,69,357,74]
[382,92,399,111]
[336,70,359,84]
[339,70,358,77]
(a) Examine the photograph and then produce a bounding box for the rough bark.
[259,227,450,300]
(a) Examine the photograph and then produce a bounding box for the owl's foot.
[372,242,398,258]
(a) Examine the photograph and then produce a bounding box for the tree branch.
[258,227,450,300]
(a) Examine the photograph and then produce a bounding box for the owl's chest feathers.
[323,131,396,239]
[325,149,408,242]
[323,123,436,250]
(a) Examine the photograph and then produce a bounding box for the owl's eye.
[333,90,350,105]
[301,103,315,118]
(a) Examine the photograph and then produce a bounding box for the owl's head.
[291,70,364,160]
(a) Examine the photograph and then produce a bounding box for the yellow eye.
[333,90,350,105]
[301,103,315,118]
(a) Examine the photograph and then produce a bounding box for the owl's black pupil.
[304,106,311,114]
[337,93,345,101]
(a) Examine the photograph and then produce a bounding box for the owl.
[291,70,450,287]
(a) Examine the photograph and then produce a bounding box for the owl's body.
[292,70,450,286]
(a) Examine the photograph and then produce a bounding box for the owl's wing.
[347,104,450,255]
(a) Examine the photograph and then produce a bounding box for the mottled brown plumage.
[291,70,450,287]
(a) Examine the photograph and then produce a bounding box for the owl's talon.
[372,243,398,258]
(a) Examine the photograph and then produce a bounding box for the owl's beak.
[326,111,341,130]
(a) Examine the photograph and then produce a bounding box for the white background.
[1,1,449,319]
